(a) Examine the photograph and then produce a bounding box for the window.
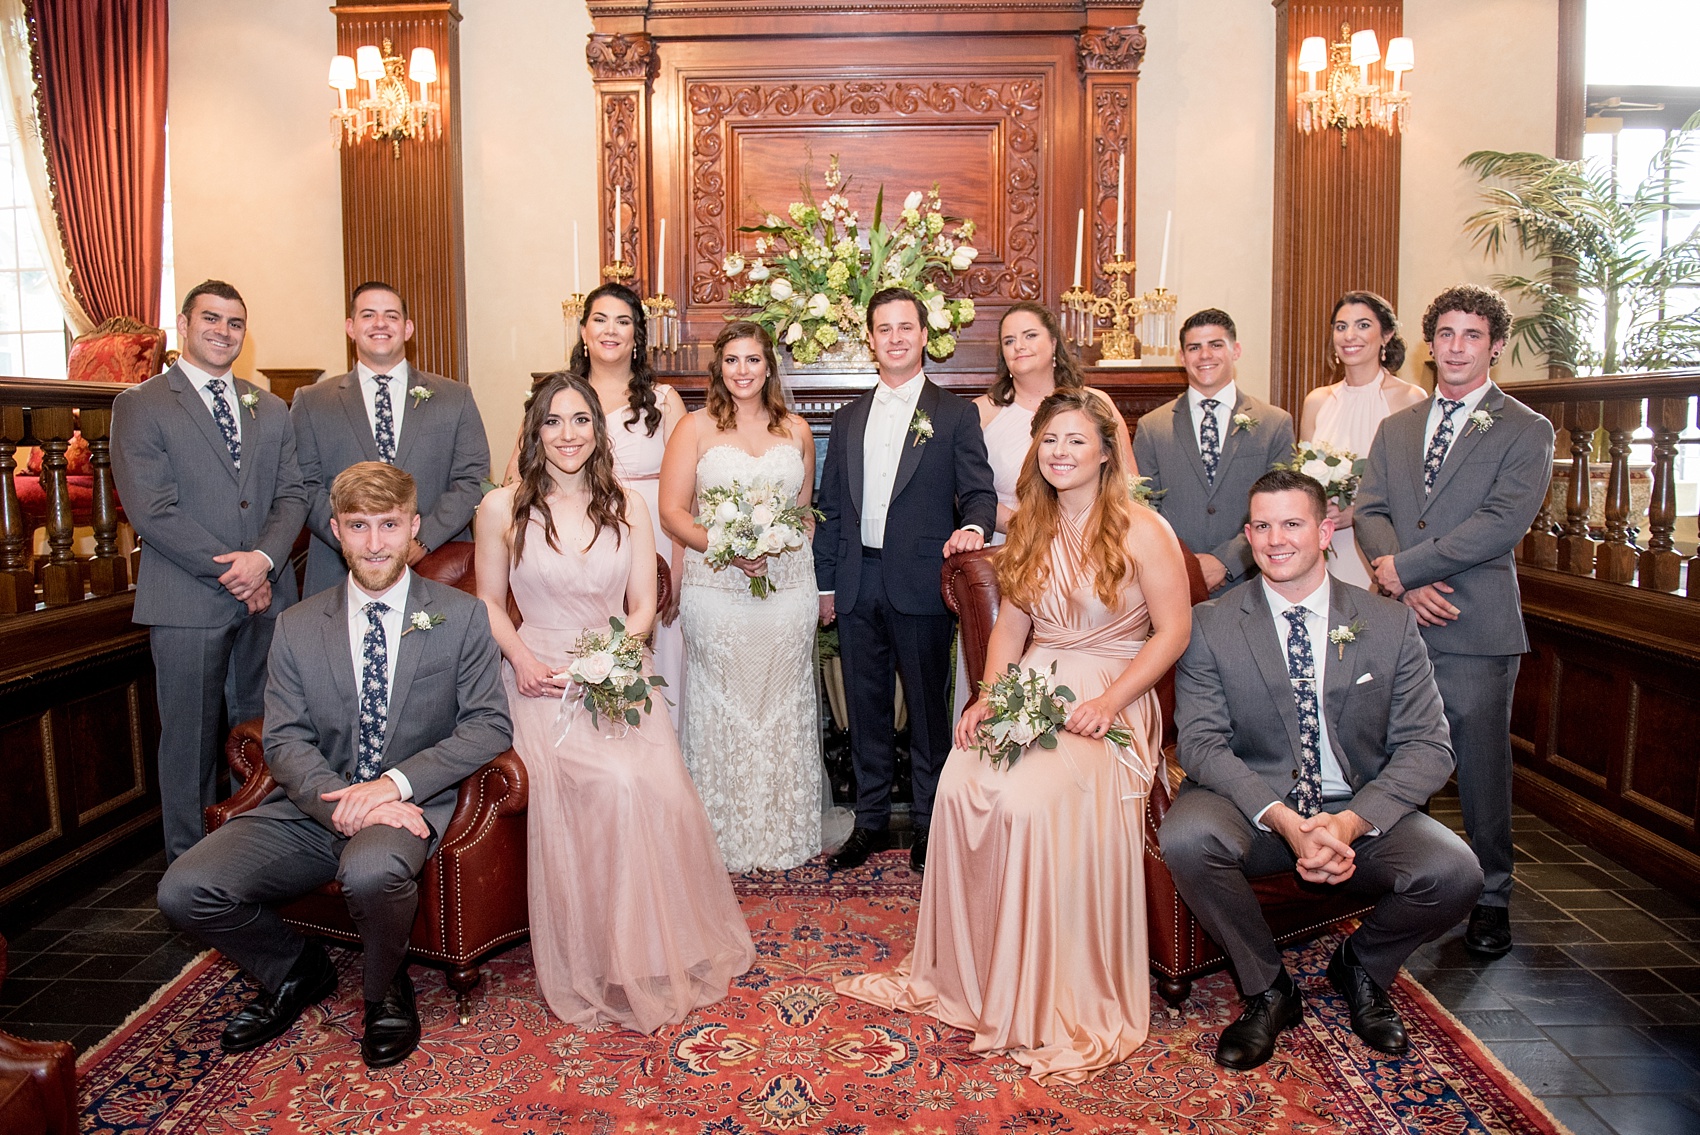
[0,126,69,378]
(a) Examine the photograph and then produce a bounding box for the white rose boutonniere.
[1466,409,1497,436]
[1232,412,1257,434]
[239,390,260,418]
[409,384,433,408]
[402,611,446,636]
[1327,619,1366,660]
[909,408,934,448]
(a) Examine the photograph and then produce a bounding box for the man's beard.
[345,551,406,593]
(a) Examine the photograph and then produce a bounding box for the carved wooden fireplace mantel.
[584,0,1148,376]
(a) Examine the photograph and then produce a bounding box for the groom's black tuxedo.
[815,377,996,831]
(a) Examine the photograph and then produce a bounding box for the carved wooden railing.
[0,377,129,614]
[1503,368,1700,594]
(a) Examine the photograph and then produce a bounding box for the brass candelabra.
[1061,258,1178,364]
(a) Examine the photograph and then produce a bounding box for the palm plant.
[1461,110,1700,375]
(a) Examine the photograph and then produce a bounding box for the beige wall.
[164,0,1558,436]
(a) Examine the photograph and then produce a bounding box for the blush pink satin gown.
[504,509,754,1034]
[838,511,1162,1083]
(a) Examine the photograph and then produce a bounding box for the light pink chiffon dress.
[952,401,1034,717]
[839,511,1162,1083]
[503,508,754,1034]
[610,391,685,703]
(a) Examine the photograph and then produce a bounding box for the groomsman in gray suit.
[1355,284,1555,958]
[112,280,308,862]
[158,462,512,1068]
[1162,469,1481,1070]
[291,281,490,598]
[1133,309,1295,593]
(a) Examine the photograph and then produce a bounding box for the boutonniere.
[1232,412,1257,434]
[239,390,260,418]
[909,407,933,448]
[1327,619,1366,660]
[401,611,445,636]
[409,384,433,408]
[1465,409,1497,436]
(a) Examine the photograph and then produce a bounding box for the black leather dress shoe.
[829,827,884,872]
[909,829,930,874]
[1327,940,1409,1055]
[361,969,421,1069]
[1215,970,1303,1070]
[1464,904,1513,958]
[221,941,337,1054]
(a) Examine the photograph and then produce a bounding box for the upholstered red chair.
[0,935,77,1135]
[942,541,1376,1007]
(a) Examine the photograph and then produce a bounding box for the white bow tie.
[875,384,902,405]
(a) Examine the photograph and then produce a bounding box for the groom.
[816,287,997,873]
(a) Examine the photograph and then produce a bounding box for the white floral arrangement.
[697,480,819,598]
[556,616,666,733]
[1278,441,1366,507]
[722,155,979,363]
[973,662,1132,770]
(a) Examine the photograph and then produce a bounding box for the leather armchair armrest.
[0,1031,76,1135]
[206,717,277,833]
[439,750,529,852]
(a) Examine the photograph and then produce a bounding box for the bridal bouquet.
[1278,441,1366,507]
[722,155,979,363]
[697,480,818,598]
[973,662,1133,770]
[556,616,667,735]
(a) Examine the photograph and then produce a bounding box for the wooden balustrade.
[0,377,129,615]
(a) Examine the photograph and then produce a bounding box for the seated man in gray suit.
[112,279,308,862]
[1161,469,1481,1070]
[158,463,512,1069]
[1133,308,1294,593]
[291,281,490,598]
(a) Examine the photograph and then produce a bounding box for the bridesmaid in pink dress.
[839,390,1193,1083]
[1298,291,1427,589]
[475,371,753,1034]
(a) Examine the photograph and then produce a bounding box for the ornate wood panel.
[1269,0,1404,416]
[332,1,468,383]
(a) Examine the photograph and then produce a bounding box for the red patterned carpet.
[78,851,1565,1134]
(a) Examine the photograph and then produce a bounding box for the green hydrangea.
[926,333,957,359]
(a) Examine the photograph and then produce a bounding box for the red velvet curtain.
[30,0,168,325]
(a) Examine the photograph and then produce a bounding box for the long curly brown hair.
[706,321,789,435]
[986,301,1086,407]
[996,390,1135,612]
[509,371,629,563]
[568,282,662,437]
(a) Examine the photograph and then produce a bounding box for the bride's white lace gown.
[679,444,845,871]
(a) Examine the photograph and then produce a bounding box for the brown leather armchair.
[0,936,77,1135]
[943,542,1375,1008]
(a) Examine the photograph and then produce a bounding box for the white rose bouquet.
[696,479,818,598]
[972,662,1133,770]
[1278,441,1366,508]
[556,616,667,736]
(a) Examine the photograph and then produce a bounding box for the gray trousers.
[1429,651,1521,906]
[158,812,430,1002]
[1160,787,1483,994]
[151,617,274,862]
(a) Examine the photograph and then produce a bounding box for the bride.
[659,321,851,871]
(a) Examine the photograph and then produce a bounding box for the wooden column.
[332,1,468,382]
[32,407,78,607]
[1269,0,1403,416]
[1077,15,1145,295]
[587,32,656,292]
[1640,397,1685,592]
[1557,405,1599,576]
[79,408,127,597]
[0,406,30,614]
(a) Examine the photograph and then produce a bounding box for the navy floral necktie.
[1423,398,1465,494]
[1284,607,1323,817]
[357,601,390,782]
[206,378,241,469]
[1198,398,1221,484]
[373,375,397,464]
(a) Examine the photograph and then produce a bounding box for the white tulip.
[769,278,794,301]
[949,245,978,271]
[785,321,804,345]
[748,262,770,282]
[722,253,745,276]
[904,190,924,211]
[807,293,830,318]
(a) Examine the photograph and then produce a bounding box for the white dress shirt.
[346,568,415,800]
[357,359,411,445]
[1253,575,1356,829]
[178,358,273,571]
[1421,381,1490,467]
[860,372,926,549]
[1187,381,1238,453]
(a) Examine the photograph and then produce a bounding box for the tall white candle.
[572,221,581,294]
[656,218,666,296]
[613,185,622,264]
[1159,210,1172,291]
[1114,154,1126,259]
[1072,208,1084,288]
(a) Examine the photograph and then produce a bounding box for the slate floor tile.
[1542,888,1634,911]
[1451,1008,1544,1041]
[1543,1024,1676,1058]
[1581,1056,1700,1096]
[1518,862,1628,892]
[1561,941,1700,970]
[1626,994,1700,1025]
[1582,1092,1700,1135]
[1540,1096,1618,1135]
[1488,1040,1607,1094]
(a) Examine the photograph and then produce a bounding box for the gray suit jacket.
[111,365,307,627]
[1174,577,1454,835]
[251,573,513,847]
[1354,382,1555,657]
[1133,389,1295,584]
[292,367,491,598]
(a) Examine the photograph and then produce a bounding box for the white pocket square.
[1355,672,1374,685]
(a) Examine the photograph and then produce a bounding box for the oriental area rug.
[78,851,1566,1135]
